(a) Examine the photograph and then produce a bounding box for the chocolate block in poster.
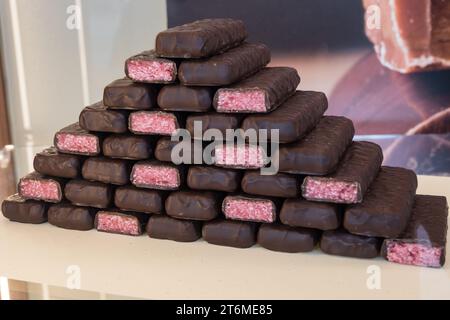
[241,171,299,198]
[79,102,128,133]
[125,50,178,84]
[103,78,158,110]
[19,172,65,203]
[131,161,184,190]
[257,224,321,253]
[214,144,268,169]
[1,194,48,224]
[320,229,382,259]
[222,195,278,223]
[203,219,258,249]
[186,113,242,139]
[82,157,130,186]
[55,123,102,156]
[96,210,149,236]
[187,166,241,193]
[64,180,113,209]
[147,215,202,242]
[103,134,154,160]
[48,204,96,231]
[129,111,184,136]
[165,191,221,221]
[34,147,82,179]
[115,186,165,214]
[158,85,214,113]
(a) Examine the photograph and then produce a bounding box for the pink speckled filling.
[20,179,60,201]
[130,112,177,135]
[303,178,359,203]
[386,241,442,268]
[127,60,175,82]
[132,164,179,189]
[217,90,266,112]
[97,212,140,236]
[224,198,275,223]
[215,145,265,168]
[56,133,98,154]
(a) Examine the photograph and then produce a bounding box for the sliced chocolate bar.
[96,210,149,236]
[178,42,270,86]
[147,215,202,242]
[166,191,221,221]
[278,116,355,175]
[320,229,382,259]
[202,219,258,249]
[257,224,321,253]
[103,134,154,160]
[103,78,158,110]
[54,123,102,156]
[214,67,300,113]
[222,195,279,223]
[19,172,65,203]
[48,203,96,231]
[214,144,268,169]
[131,161,184,190]
[79,102,128,133]
[158,85,214,112]
[186,113,243,140]
[302,141,383,204]
[154,137,202,164]
[187,166,241,193]
[115,186,165,214]
[33,147,82,179]
[1,194,48,224]
[382,195,448,268]
[129,110,184,136]
[125,50,178,84]
[242,91,328,143]
[241,171,299,198]
[81,157,130,186]
[155,18,247,58]
[344,167,418,238]
[64,180,113,209]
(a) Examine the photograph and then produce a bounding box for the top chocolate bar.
[155,18,247,58]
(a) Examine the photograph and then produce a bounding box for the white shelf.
[1,175,449,299]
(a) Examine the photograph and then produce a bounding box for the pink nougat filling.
[56,133,98,154]
[19,179,60,201]
[215,145,266,168]
[127,60,175,82]
[224,198,276,223]
[97,212,140,236]
[217,90,267,112]
[130,112,177,135]
[303,178,359,203]
[386,241,442,268]
[132,164,180,189]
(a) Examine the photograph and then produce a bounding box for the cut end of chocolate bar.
[223,196,276,223]
[131,162,181,190]
[385,240,444,268]
[215,89,268,113]
[55,123,100,156]
[127,59,176,83]
[214,144,267,169]
[302,177,361,204]
[19,173,62,203]
[96,211,142,236]
[129,111,179,135]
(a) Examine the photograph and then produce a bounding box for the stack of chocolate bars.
[2,19,448,268]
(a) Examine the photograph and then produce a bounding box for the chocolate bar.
[166,191,221,221]
[131,161,184,190]
[55,123,102,156]
[79,102,128,134]
[155,18,247,58]
[278,116,355,175]
[280,199,341,231]
[82,157,130,186]
[320,229,382,259]
[186,113,242,139]
[129,110,184,136]
[214,144,268,169]
[158,85,214,112]
[48,203,96,231]
[382,195,448,268]
[302,141,383,204]
[103,134,154,160]
[202,219,258,249]
[214,67,300,113]
[115,186,165,214]
[257,224,320,253]
[1,194,48,224]
[33,147,82,179]
[155,137,181,162]
[242,91,328,143]
[178,42,271,86]
[103,78,158,110]
[344,167,418,238]
[241,171,299,198]
[125,50,178,83]
[19,172,65,203]
[222,195,278,223]
[96,210,149,236]
[146,215,202,242]
[64,180,113,209]
[187,166,241,193]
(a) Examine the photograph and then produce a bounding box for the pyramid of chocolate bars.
[2,19,448,268]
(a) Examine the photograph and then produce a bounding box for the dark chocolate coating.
[33,147,82,179]
[115,186,165,214]
[146,215,202,242]
[241,171,299,198]
[54,123,102,156]
[320,229,382,259]
[242,91,328,143]
[214,67,300,113]
[18,172,65,203]
[1,194,48,224]
[187,166,241,193]
[178,42,271,86]
[125,50,178,84]
[48,203,95,231]
[130,160,185,190]
[155,18,247,58]
[257,223,321,253]
[202,219,258,249]
[103,78,158,110]
[280,199,341,231]
[79,102,128,133]
[278,116,355,175]
[381,195,448,267]
[165,191,221,221]
[302,141,383,203]
[344,166,418,238]
[154,137,204,164]
[82,157,130,186]
[103,134,153,160]
[186,113,242,140]
[64,180,113,209]
[128,110,185,135]
[95,210,149,236]
[158,85,214,112]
